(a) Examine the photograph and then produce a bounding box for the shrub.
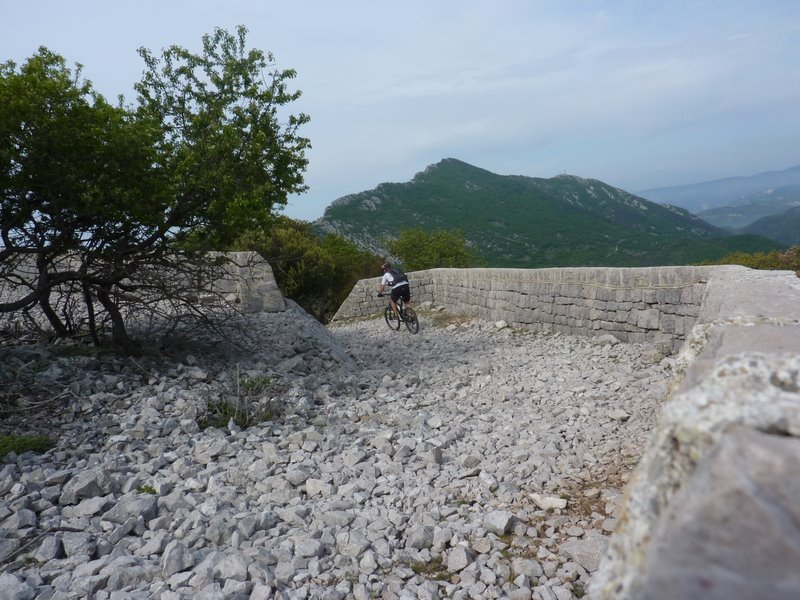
[198,368,281,430]
[0,434,53,458]
[698,245,800,271]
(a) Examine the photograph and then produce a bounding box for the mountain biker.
[377,262,412,319]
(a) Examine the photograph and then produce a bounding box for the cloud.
[2,0,799,220]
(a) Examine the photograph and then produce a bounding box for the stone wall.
[333,266,714,352]
[0,251,286,315]
[334,265,800,598]
[590,266,800,599]
[210,251,286,313]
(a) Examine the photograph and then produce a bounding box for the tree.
[385,228,482,271]
[0,27,310,352]
[135,26,310,249]
[235,217,380,322]
[0,48,168,347]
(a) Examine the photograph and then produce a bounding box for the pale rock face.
[639,426,800,599]
[590,353,800,599]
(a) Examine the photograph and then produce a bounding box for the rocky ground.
[0,301,674,599]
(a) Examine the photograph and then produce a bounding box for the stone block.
[660,315,677,335]
[636,309,660,330]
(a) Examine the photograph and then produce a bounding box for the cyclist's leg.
[390,288,402,317]
[401,285,411,308]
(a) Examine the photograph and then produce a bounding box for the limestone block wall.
[0,251,286,315]
[211,251,286,313]
[590,266,800,599]
[333,266,714,352]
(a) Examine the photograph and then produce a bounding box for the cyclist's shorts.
[391,285,410,303]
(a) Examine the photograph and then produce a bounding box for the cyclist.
[377,262,412,320]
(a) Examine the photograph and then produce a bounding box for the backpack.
[389,268,408,285]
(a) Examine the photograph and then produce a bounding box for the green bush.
[0,434,54,458]
[198,368,281,430]
[234,216,381,322]
[698,245,800,270]
[385,228,483,271]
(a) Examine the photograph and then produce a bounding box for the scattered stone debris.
[0,303,673,599]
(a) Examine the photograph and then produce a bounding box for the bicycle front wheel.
[403,306,419,334]
[385,305,401,330]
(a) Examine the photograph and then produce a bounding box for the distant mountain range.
[638,164,800,214]
[637,165,800,244]
[315,158,783,268]
[693,185,800,230]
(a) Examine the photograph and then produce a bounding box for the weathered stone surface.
[0,573,35,600]
[101,493,158,524]
[637,426,800,599]
[405,525,435,550]
[484,510,514,536]
[591,353,800,599]
[448,545,475,572]
[161,540,194,576]
[559,533,608,572]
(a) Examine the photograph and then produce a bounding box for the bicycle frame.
[381,293,419,333]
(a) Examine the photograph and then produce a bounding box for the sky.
[3,1,799,221]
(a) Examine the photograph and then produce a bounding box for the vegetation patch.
[698,244,800,271]
[198,368,282,430]
[409,556,449,580]
[0,434,54,458]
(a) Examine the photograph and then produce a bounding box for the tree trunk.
[39,288,69,338]
[82,282,101,347]
[96,286,140,355]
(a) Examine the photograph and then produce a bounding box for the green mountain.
[740,205,800,246]
[315,158,784,268]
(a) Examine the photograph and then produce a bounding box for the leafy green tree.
[0,48,167,346]
[386,228,482,271]
[135,26,310,249]
[0,27,309,351]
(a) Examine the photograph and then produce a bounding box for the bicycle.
[379,294,419,334]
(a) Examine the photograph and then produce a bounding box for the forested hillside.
[315,159,782,268]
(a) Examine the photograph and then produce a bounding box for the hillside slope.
[740,205,800,246]
[315,159,781,268]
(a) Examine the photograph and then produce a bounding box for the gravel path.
[0,304,674,599]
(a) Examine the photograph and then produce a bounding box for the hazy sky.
[3,1,799,221]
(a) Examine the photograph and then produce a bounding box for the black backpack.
[389,268,408,284]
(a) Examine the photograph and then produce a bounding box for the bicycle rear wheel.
[403,306,419,334]
[384,305,401,330]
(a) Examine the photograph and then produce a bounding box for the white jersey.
[381,271,409,289]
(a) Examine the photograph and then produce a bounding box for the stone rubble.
[0,301,674,599]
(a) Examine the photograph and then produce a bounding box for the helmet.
[381,262,391,271]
